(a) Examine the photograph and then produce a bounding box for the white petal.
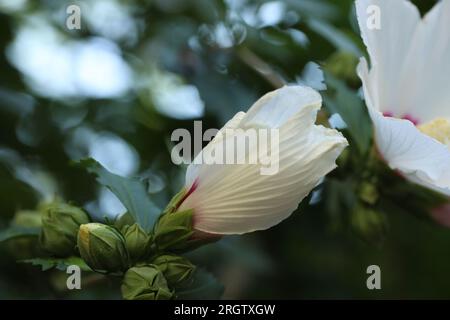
[185,85,320,187]
[405,174,450,197]
[357,57,377,111]
[185,111,246,187]
[355,0,420,116]
[357,0,450,195]
[239,85,322,128]
[403,0,450,121]
[179,86,348,234]
[356,0,450,121]
[370,109,450,191]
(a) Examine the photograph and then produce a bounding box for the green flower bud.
[114,212,135,232]
[324,51,360,86]
[152,254,195,287]
[121,265,173,300]
[13,210,42,228]
[153,209,194,252]
[77,223,129,272]
[162,188,188,215]
[122,223,151,261]
[351,204,387,243]
[40,203,90,257]
[8,210,42,259]
[358,181,379,205]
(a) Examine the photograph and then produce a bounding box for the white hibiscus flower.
[176,85,348,235]
[356,0,450,195]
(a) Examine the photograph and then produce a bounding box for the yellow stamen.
[418,118,450,148]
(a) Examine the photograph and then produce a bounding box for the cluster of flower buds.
[40,202,90,257]
[121,255,195,300]
[35,199,200,300]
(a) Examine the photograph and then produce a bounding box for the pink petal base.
[191,229,222,241]
[382,112,420,125]
[430,203,450,228]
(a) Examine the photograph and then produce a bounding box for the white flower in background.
[145,67,205,120]
[356,0,450,202]
[176,86,348,235]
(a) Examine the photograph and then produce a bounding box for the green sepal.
[39,202,90,257]
[121,264,173,300]
[122,223,152,262]
[152,254,196,287]
[162,188,187,215]
[113,212,136,232]
[153,209,194,252]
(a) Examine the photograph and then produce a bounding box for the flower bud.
[121,265,173,300]
[40,203,90,257]
[8,210,42,259]
[358,181,379,205]
[153,209,194,252]
[350,204,387,243]
[152,254,195,287]
[324,51,359,86]
[122,223,151,262]
[13,210,42,228]
[162,188,188,215]
[77,223,129,272]
[114,212,135,232]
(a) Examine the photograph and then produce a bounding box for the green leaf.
[324,72,372,155]
[75,158,160,232]
[20,257,91,272]
[176,269,224,300]
[286,0,338,20]
[0,226,40,242]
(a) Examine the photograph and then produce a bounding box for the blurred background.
[1,0,449,299]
